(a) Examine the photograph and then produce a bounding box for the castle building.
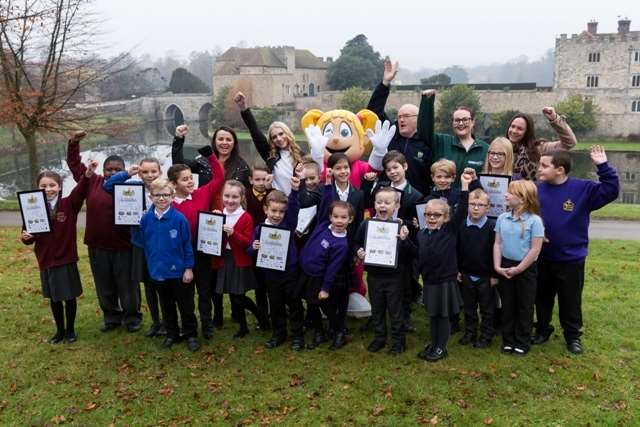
[212,46,330,107]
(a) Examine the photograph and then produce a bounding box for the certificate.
[113,183,146,225]
[415,202,428,230]
[256,225,291,271]
[196,212,225,256]
[479,174,511,218]
[17,190,52,234]
[364,219,400,268]
[295,205,317,234]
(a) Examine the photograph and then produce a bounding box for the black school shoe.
[64,330,77,343]
[501,345,514,354]
[458,333,476,345]
[329,332,346,350]
[307,331,327,349]
[425,347,448,362]
[100,323,120,333]
[367,339,386,353]
[473,337,492,348]
[290,337,305,352]
[512,346,529,356]
[265,336,287,349]
[48,331,65,344]
[145,323,163,338]
[388,340,407,355]
[126,322,142,333]
[417,344,434,360]
[202,324,215,340]
[233,328,249,339]
[186,337,201,352]
[567,339,583,354]
[160,337,175,349]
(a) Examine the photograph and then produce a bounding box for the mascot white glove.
[366,120,396,170]
[305,125,328,169]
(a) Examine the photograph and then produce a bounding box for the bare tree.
[0,0,131,185]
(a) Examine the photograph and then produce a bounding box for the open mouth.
[326,146,349,154]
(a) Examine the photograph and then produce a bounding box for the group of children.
[21,122,619,361]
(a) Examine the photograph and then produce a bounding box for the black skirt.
[423,280,463,317]
[40,263,83,302]
[215,250,256,295]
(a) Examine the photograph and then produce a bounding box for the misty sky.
[94,0,638,70]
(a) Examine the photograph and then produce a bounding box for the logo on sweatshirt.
[170,229,178,238]
[321,239,329,249]
[563,199,574,212]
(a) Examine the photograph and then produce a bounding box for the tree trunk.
[22,130,39,187]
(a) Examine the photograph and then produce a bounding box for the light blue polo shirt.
[495,211,545,262]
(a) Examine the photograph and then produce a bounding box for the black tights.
[50,299,77,334]
[230,294,260,332]
[430,315,450,349]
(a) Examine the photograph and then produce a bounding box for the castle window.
[633,100,640,112]
[588,52,600,62]
[586,75,599,88]
[633,75,640,87]
[635,51,640,62]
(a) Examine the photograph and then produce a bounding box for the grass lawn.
[574,139,640,152]
[0,230,638,425]
[592,203,640,221]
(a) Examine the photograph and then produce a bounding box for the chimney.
[587,20,598,34]
[618,18,631,35]
[326,57,333,63]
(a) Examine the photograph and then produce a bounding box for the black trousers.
[320,285,349,335]
[254,267,270,320]
[194,251,213,328]
[461,275,496,340]
[88,247,141,326]
[401,268,413,327]
[536,259,585,342]
[155,278,197,340]
[265,270,303,339]
[498,258,537,350]
[368,273,404,343]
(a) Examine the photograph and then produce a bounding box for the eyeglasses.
[453,117,472,124]
[397,114,417,120]
[488,151,506,158]
[152,193,172,199]
[469,203,488,209]
[424,212,443,218]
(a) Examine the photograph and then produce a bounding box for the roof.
[216,47,328,74]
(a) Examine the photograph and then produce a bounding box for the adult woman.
[234,91,305,195]
[418,90,489,186]
[506,108,576,180]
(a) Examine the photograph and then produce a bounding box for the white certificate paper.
[256,225,291,271]
[364,219,400,268]
[196,212,224,256]
[18,190,51,234]
[415,202,428,230]
[113,183,146,225]
[479,174,511,218]
[296,205,317,234]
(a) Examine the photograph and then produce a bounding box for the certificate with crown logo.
[364,219,400,268]
[17,190,52,234]
[196,212,225,256]
[478,174,511,218]
[113,183,146,225]
[256,225,291,271]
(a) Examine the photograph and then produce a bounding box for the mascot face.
[301,109,378,162]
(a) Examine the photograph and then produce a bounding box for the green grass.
[592,203,640,221]
[574,139,640,152]
[0,200,19,211]
[0,230,638,425]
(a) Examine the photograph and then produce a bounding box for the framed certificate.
[415,202,428,230]
[296,205,317,234]
[478,174,511,218]
[256,225,291,271]
[196,212,225,256]
[17,190,52,234]
[113,183,146,226]
[364,219,400,268]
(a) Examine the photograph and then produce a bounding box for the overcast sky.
[93,1,638,70]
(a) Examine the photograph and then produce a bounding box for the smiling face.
[321,116,365,162]
[174,169,194,196]
[269,126,290,150]
[215,129,235,158]
[537,155,564,183]
[250,169,268,193]
[38,177,61,201]
[508,117,527,144]
[488,149,507,171]
[452,109,474,139]
[303,164,320,190]
[374,190,399,220]
[331,158,351,185]
[384,160,407,185]
[424,200,449,230]
[264,201,287,225]
[138,161,161,187]
[103,160,124,180]
[432,171,454,191]
[397,104,418,138]
[329,205,353,234]
[151,185,174,212]
[222,184,243,212]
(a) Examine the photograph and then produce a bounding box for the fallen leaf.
[456,399,468,409]
[9,383,16,393]
[548,367,556,374]
[289,374,304,387]
[228,345,236,354]
[159,384,174,396]
[254,345,265,355]
[510,372,518,379]
[484,416,494,425]
[50,415,66,424]
[430,414,439,425]
[575,384,586,391]
[593,372,602,381]
[372,405,384,417]
[85,402,97,411]
[614,400,627,411]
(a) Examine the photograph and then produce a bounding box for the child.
[493,180,544,355]
[66,131,141,333]
[249,178,304,351]
[139,178,198,351]
[296,157,324,245]
[482,137,514,177]
[245,165,274,328]
[167,149,224,340]
[21,163,96,343]
[534,146,619,354]
[214,180,267,338]
[457,189,497,348]
[103,157,165,338]
[415,170,472,362]
[354,187,411,354]
[425,158,460,208]
[298,198,353,350]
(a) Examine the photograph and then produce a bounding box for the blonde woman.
[234,92,304,195]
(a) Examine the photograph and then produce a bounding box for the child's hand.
[490,278,499,287]
[363,172,378,181]
[460,169,473,189]
[265,174,273,190]
[495,266,509,278]
[233,92,247,110]
[85,160,98,178]
[325,168,333,185]
[457,272,462,282]
[175,124,189,138]
[252,240,261,250]
[463,167,477,181]
[590,145,607,165]
[318,290,329,300]
[223,224,234,236]
[356,248,365,260]
[412,217,419,228]
[70,130,87,143]
[294,162,305,178]
[20,230,33,241]
[542,106,557,121]
[290,176,301,191]
[212,209,222,214]
[422,89,436,97]
[399,225,409,240]
[127,165,140,177]
[182,268,193,284]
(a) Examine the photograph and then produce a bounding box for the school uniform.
[536,162,619,345]
[294,183,323,250]
[495,211,545,352]
[66,141,140,329]
[457,216,497,343]
[249,190,304,342]
[139,206,195,341]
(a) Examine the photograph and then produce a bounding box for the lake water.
[1,122,639,204]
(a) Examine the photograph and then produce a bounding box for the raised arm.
[284,181,301,229]
[586,145,620,211]
[66,131,88,182]
[235,92,271,163]
[103,167,137,194]
[366,59,398,123]
[539,107,577,154]
[191,149,225,206]
[68,160,97,213]
[417,91,436,151]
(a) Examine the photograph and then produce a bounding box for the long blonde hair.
[483,137,514,176]
[507,180,540,238]
[267,122,303,167]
